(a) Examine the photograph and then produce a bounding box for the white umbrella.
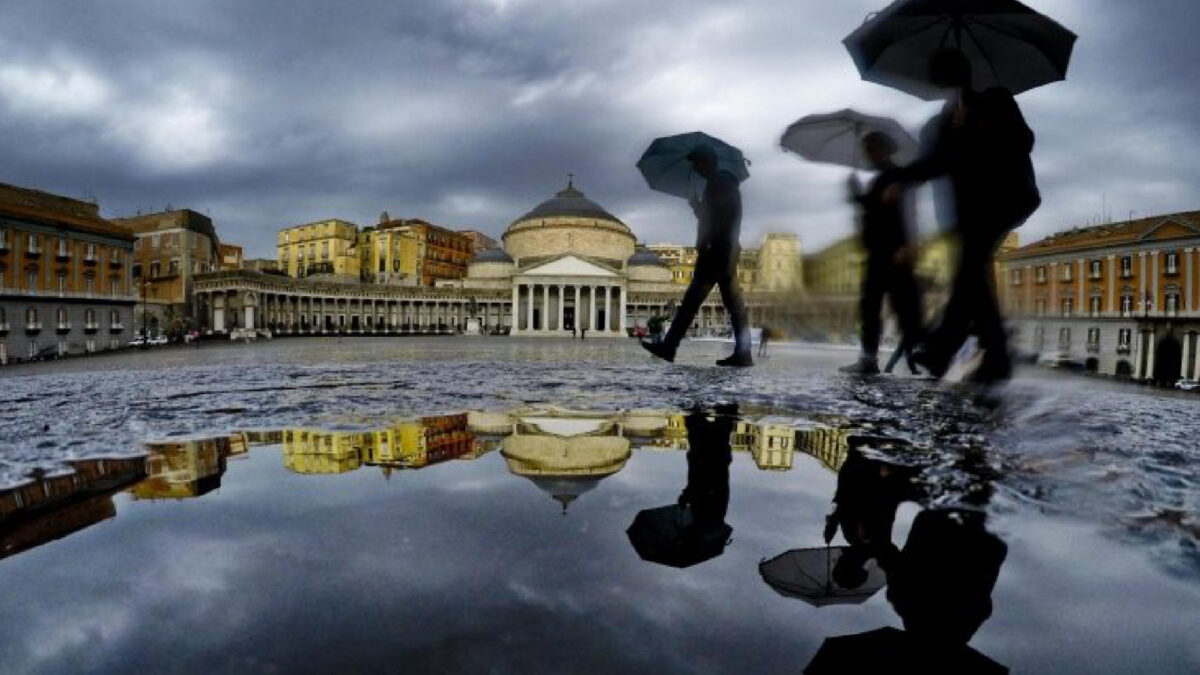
[780,109,918,169]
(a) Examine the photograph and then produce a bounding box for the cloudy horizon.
[2,0,1198,259]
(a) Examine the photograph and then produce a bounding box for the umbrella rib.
[961,20,1004,86]
[969,15,1067,66]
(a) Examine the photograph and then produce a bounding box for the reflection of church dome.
[502,179,636,263]
[501,413,632,513]
[529,476,603,514]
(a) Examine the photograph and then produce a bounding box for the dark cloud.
[1,1,1197,257]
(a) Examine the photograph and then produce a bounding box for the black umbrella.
[759,545,887,607]
[843,0,1077,100]
[627,504,732,569]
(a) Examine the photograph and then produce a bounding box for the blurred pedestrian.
[840,131,924,375]
[893,49,1041,384]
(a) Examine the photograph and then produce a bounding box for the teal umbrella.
[637,132,749,200]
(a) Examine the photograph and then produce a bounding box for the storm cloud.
[1,0,1197,258]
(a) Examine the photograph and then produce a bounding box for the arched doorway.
[1115,360,1133,379]
[1085,358,1099,373]
[1153,335,1182,387]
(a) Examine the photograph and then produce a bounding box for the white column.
[244,304,255,330]
[213,304,225,332]
[1151,250,1160,316]
[1077,259,1084,313]
[557,284,565,332]
[619,286,628,334]
[1138,252,1148,313]
[1107,255,1116,317]
[1146,329,1156,380]
[1183,333,1193,379]
[511,283,520,333]
[542,284,549,332]
[526,284,534,332]
[1186,248,1195,313]
[574,285,581,330]
[589,285,598,331]
[1193,332,1200,379]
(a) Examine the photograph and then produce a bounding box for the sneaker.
[839,358,880,375]
[641,340,676,363]
[716,353,753,367]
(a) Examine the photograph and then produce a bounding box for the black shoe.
[641,341,676,363]
[911,346,949,378]
[840,358,880,375]
[716,353,753,367]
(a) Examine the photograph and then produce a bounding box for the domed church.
[459,177,676,336]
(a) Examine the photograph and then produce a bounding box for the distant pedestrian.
[581,327,586,340]
[642,144,752,367]
[840,131,924,376]
[758,324,771,358]
[894,49,1041,384]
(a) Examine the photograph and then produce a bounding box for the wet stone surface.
[1,337,1199,673]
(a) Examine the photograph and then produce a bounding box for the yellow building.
[803,236,865,297]
[282,428,367,474]
[756,233,803,291]
[358,225,422,285]
[129,437,230,499]
[280,414,473,475]
[277,219,361,280]
[646,244,699,285]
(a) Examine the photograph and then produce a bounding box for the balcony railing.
[1117,344,1131,355]
[85,321,99,332]
[57,321,71,331]
[26,321,42,332]
[1087,343,1100,354]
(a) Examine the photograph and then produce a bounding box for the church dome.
[469,248,513,264]
[626,246,672,283]
[503,178,636,264]
[627,247,668,267]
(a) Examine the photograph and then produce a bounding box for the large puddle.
[1,339,1198,672]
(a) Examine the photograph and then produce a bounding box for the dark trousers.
[665,251,750,355]
[928,227,1010,366]
[860,254,923,359]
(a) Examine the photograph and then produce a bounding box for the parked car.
[148,335,169,346]
[127,335,147,347]
[1175,379,1200,392]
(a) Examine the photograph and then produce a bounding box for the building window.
[85,309,96,328]
[86,338,96,353]
[1087,328,1100,353]
[1089,296,1102,317]
[169,260,180,275]
[1165,251,1179,275]
[26,270,37,290]
[57,238,69,257]
[1089,260,1102,279]
[1061,264,1072,282]
[110,279,119,295]
[1033,326,1045,352]
[132,264,142,278]
[110,309,120,327]
[27,233,39,253]
[57,307,68,328]
[57,273,67,294]
[1061,297,1073,316]
[1058,327,1071,351]
[1165,293,1180,317]
[1035,266,1047,284]
[1035,298,1046,317]
[85,243,96,261]
[1011,269,1022,285]
[1117,328,1132,354]
[150,262,160,278]
[1120,256,1132,277]
[1120,295,1133,317]
[85,276,94,295]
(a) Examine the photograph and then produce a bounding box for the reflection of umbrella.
[627,504,732,568]
[805,627,1008,675]
[758,546,886,607]
[843,0,1077,100]
[780,110,918,169]
[637,132,750,199]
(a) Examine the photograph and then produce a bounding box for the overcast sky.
[2,0,1198,258]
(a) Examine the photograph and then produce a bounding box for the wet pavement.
[1,337,1198,673]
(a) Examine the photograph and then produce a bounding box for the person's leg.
[661,260,717,352]
[968,229,1013,380]
[715,259,751,358]
[859,258,887,362]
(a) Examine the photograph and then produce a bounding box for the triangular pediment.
[1139,217,1200,241]
[520,255,619,278]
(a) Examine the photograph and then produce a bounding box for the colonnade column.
[619,286,627,335]
[542,285,549,332]
[589,286,598,331]
[574,286,581,329]
[557,284,565,332]
[511,284,520,333]
[602,286,610,332]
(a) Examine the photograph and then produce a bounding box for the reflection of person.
[758,324,770,357]
[893,48,1041,384]
[679,406,735,537]
[643,145,752,367]
[841,132,925,376]
[807,508,1009,674]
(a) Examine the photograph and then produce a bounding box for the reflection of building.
[795,424,849,472]
[0,456,146,560]
[496,408,634,513]
[281,414,474,475]
[129,437,231,499]
[113,208,221,337]
[732,416,798,470]
[999,211,1200,381]
[0,181,136,363]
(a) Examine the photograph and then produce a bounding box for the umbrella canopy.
[626,504,732,568]
[843,0,1077,100]
[759,545,887,607]
[637,132,750,200]
[805,627,1008,675]
[780,109,919,169]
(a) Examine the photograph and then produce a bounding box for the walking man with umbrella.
[639,136,753,367]
[842,0,1075,382]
